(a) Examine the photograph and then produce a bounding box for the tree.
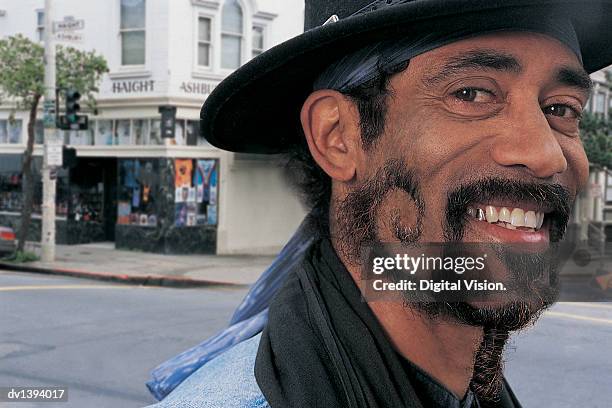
[0,34,108,252]
[580,111,612,170]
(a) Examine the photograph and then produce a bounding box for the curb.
[0,262,248,288]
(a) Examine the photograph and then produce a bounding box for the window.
[133,119,149,145]
[115,120,132,144]
[35,120,44,144]
[96,120,114,145]
[36,10,45,42]
[198,16,212,67]
[594,92,606,117]
[0,120,23,144]
[221,0,243,69]
[252,25,264,58]
[120,0,146,66]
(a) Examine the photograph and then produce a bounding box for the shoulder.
[146,333,269,408]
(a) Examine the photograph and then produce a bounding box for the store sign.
[112,80,155,94]
[179,81,217,95]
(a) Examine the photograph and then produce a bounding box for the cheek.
[565,141,590,193]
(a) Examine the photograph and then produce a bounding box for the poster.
[174,158,219,227]
[117,201,131,225]
[175,203,187,226]
[175,159,193,187]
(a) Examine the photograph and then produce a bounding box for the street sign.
[44,142,63,167]
[42,100,56,128]
[53,18,84,32]
[54,32,83,43]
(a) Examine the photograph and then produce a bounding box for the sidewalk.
[0,242,276,287]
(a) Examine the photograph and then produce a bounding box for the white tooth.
[524,211,537,228]
[499,207,511,223]
[510,208,525,227]
[505,223,516,230]
[536,212,544,229]
[485,206,498,223]
[467,207,475,217]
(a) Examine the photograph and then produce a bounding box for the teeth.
[510,208,525,227]
[468,205,546,232]
[524,211,537,228]
[475,208,486,221]
[485,206,498,223]
[536,212,544,229]
[499,207,511,223]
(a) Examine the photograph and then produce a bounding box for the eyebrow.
[422,50,522,87]
[555,66,593,97]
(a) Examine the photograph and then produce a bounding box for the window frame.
[195,13,214,70]
[251,23,265,59]
[36,9,45,42]
[119,0,147,67]
[220,0,245,71]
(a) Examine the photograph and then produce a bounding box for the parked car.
[0,226,16,255]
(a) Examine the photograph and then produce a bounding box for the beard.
[333,159,573,403]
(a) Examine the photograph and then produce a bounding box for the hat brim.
[201,0,612,154]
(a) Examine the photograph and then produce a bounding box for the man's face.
[334,32,592,327]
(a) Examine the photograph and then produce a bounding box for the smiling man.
[148,1,612,407]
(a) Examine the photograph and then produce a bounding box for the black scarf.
[255,237,522,408]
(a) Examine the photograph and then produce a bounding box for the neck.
[328,231,483,399]
[368,301,483,398]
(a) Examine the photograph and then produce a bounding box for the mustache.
[444,178,572,242]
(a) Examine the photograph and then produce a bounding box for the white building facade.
[0,0,307,254]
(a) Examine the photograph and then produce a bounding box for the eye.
[542,103,580,119]
[452,88,496,103]
[442,77,504,118]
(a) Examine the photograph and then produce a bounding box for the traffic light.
[65,89,81,124]
[58,88,88,130]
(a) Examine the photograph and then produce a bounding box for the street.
[1,270,611,407]
[0,270,247,407]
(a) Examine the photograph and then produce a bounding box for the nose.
[490,100,568,179]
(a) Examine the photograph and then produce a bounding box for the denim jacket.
[146,333,268,408]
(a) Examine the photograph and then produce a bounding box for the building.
[0,0,307,255]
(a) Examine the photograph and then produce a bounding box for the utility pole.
[41,0,58,262]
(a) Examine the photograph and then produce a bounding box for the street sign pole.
[42,0,58,262]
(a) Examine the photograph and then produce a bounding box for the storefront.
[115,157,219,254]
[0,154,108,245]
[0,150,221,254]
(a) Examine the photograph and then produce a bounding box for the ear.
[300,89,361,182]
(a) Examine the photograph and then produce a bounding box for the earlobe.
[300,90,359,182]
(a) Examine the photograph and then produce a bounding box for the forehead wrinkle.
[420,49,522,87]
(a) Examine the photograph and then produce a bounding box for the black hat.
[200,0,612,154]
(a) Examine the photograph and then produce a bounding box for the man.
[149,0,612,407]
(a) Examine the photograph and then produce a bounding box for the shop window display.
[0,155,25,213]
[0,155,69,216]
[174,158,218,227]
[118,159,159,227]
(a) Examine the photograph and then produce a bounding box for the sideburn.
[332,158,424,265]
